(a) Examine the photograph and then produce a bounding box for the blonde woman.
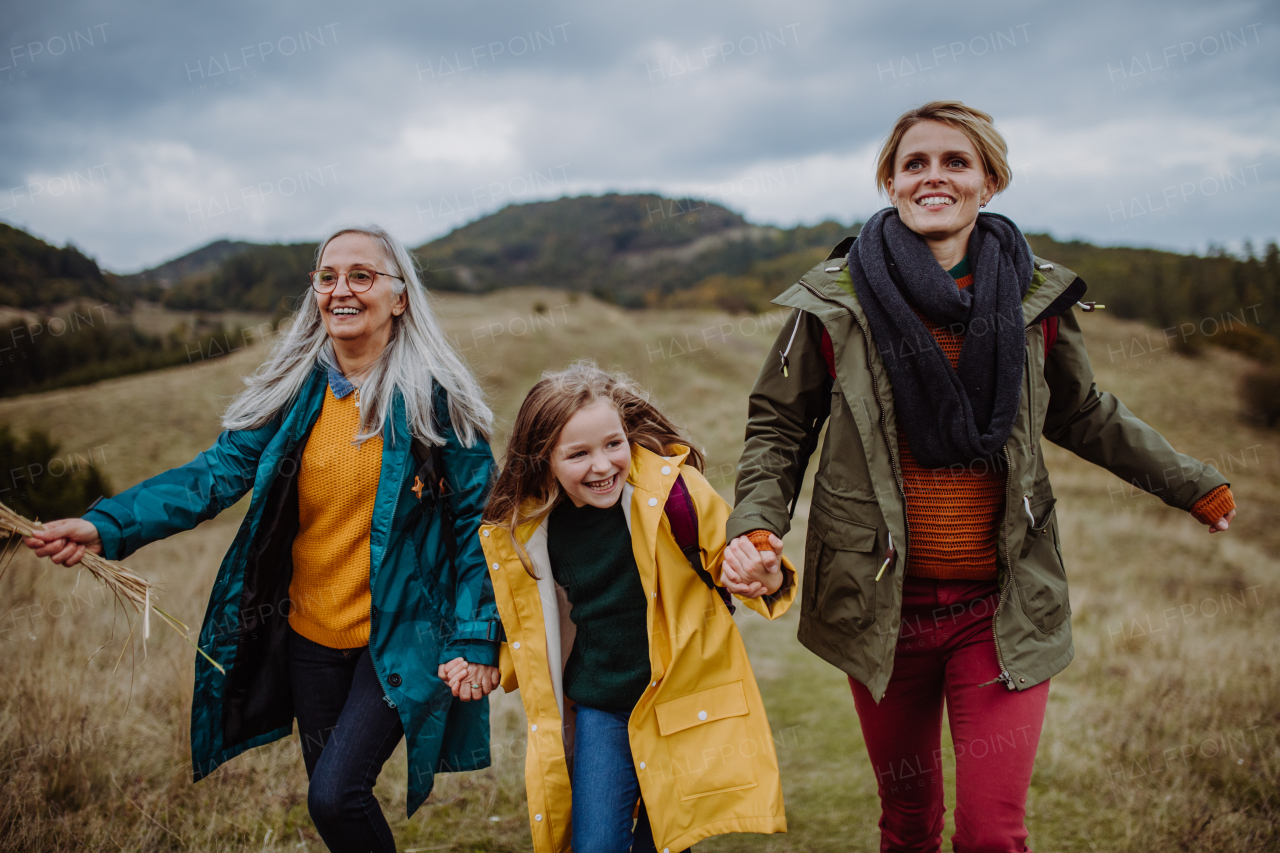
[726,102,1236,852]
[26,225,501,853]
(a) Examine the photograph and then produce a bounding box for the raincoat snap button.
[639,761,646,769]
[492,562,500,570]
[697,710,707,721]
[513,642,521,649]
[531,724,537,732]
[535,814,543,821]
[661,466,671,475]
[387,673,402,687]
[482,530,489,537]
[648,497,658,507]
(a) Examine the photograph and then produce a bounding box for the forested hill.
[0,223,123,307]
[1024,234,1280,344]
[117,238,256,296]
[3,193,1278,347]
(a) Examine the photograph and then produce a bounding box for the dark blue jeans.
[571,705,658,853]
[289,627,404,853]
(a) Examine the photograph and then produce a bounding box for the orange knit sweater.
[288,385,383,648]
[896,272,1004,579]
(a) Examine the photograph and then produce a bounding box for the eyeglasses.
[309,268,404,293]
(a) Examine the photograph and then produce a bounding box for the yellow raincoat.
[478,444,796,853]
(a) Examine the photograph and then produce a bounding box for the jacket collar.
[326,363,357,399]
[775,241,1081,330]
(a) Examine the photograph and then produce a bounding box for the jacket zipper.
[797,280,1017,692]
[982,337,1035,690]
[797,280,911,668]
[369,422,406,710]
[979,444,1016,690]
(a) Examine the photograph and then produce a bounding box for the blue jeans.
[572,705,659,853]
[289,627,404,853]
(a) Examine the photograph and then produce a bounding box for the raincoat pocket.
[656,680,758,801]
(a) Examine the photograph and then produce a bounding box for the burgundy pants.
[849,577,1049,853]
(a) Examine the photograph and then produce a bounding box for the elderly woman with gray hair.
[26,226,501,853]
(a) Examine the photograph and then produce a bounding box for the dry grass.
[0,289,1275,851]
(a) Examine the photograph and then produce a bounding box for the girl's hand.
[438,656,500,701]
[1207,508,1236,534]
[22,518,103,567]
[721,533,784,598]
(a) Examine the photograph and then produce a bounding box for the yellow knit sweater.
[288,385,383,648]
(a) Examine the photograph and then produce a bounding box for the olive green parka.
[727,238,1229,700]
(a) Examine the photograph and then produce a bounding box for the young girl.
[477,362,795,853]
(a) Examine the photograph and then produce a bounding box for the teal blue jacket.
[83,364,500,814]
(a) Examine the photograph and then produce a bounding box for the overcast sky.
[1,0,1276,272]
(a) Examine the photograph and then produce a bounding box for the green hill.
[118,238,256,297]
[0,222,123,307]
[6,194,1278,359]
[161,241,317,314]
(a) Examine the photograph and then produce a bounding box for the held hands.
[22,518,103,567]
[1207,508,1236,534]
[437,657,500,702]
[721,533,785,599]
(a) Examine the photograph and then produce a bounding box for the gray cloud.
[1,0,1276,271]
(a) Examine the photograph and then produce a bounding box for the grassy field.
[0,287,1276,851]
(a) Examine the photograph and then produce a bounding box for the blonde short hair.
[875,101,1011,196]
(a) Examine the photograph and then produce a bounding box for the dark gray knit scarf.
[847,208,1033,468]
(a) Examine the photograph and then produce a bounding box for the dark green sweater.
[547,497,651,713]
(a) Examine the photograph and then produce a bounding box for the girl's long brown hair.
[484,361,705,576]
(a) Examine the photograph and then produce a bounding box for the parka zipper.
[797,280,911,576]
[979,444,1016,690]
[368,412,406,711]
[982,335,1035,691]
[797,279,1018,692]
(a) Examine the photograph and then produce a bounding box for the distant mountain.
[0,222,122,307]
[156,193,849,312]
[413,192,850,307]
[119,239,256,292]
[6,193,1277,351]
[161,241,317,313]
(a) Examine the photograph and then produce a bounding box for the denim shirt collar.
[327,364,357,399]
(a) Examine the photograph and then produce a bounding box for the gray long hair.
[221,224,492,447]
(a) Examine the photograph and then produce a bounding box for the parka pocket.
[805,505,878,638]
[656,680,758,800]
[814,390,877,501]
[1014,499,1070,634]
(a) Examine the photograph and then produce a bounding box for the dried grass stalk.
[0,500,224,674]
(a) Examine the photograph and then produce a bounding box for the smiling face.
[315,232,407,349]
[550,398,631,509]
[886,119,997,246]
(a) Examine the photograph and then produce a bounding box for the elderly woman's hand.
[22,518,103,566]
[437,656,501,700]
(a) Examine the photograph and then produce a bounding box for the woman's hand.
[22,518,103,567]
[1207,508,1236,534]
[721,533,784,598]
[437,656,501,701]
